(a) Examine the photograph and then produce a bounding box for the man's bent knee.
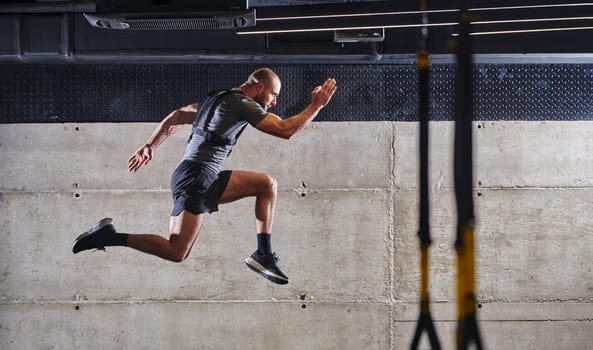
[169,234,194,262]
[263,174,278,196]
[170,252,188,263]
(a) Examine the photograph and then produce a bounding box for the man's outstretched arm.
[256,78,337,140]
[128,103,197,172]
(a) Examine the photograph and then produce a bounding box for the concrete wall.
[1,121,592,349]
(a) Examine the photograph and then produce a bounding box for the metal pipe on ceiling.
[0,1,95,13]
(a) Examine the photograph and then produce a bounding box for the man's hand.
[311,78,337,109]
[128,144,153,173]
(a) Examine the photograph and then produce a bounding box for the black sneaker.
[244,250,289,285]
[72,218,116,254]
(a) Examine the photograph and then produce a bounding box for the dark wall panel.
[1,63,593,123]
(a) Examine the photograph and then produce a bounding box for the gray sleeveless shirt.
[182,89,268,173]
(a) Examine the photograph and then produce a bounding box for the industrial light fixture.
[237,2,593,35]
[84,11,256,30]
[237,21,455,35]
[459,25,593,36]
[333,28,385,43]
[80,0,255,30]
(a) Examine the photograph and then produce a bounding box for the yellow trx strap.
[411,1,441,349]
[453,3,484,349]
[456,222,482,349]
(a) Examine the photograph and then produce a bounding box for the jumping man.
[72,67,337,285]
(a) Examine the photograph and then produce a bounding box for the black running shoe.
[244,250,289,285]
[72,218,116,254]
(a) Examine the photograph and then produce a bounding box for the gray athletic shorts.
[170,160,232,216]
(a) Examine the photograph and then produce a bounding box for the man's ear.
[256,82,264,93]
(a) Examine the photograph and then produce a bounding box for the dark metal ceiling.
[1,0,592,62]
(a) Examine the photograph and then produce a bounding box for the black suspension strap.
[453,2,484,349]
[410,1,441,349]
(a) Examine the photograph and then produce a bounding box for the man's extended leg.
[219,170,289,285]
[126,211,204,262]
[72,211,204,263]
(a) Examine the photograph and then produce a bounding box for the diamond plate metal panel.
[1,63,593,123]
[473,64,593,120]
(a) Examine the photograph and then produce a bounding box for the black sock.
[102,232,129,247]
[257,233,272,254]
